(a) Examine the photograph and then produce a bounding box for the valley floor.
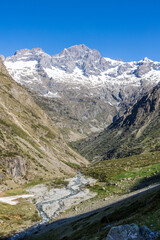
[8,184,160,240]
[0,174,96,239]
[1,152,160,239]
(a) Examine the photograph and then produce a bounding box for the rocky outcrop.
[106,224,159,240]
[3,156,26,178]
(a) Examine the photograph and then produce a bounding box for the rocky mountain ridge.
[2,45,160,140]
[4,45,160,95]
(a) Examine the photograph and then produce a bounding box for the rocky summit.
[3,45,160,140]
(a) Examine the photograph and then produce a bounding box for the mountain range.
[2,44,160,141]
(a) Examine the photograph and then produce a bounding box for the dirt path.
[56,183,160,220]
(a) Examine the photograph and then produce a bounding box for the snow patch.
[43,91,61,98]
[0,194,34,205]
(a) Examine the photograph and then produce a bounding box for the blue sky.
[0,0,160,61]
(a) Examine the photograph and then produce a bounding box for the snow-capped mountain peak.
[3,44,160,137]
[4,44,160,103]
[141,57,153,62]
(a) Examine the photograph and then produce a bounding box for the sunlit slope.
[0,59,88,189]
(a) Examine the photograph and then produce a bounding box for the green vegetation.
[0,175,69,238]
[47,178,69,188]
[83,151,160,181]
[23,178,47,188]
[0,188,27,197]
[11,122,29,139]
[26,150,160,239]
[61,160,81,170]
[82,151,160,197]
[0,199,41,238]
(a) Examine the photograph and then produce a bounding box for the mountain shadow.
[72,83,160,162]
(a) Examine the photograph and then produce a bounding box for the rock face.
[3,45,160,140]
[73,83,160,161]
[3,156,26,178]
[0,59,88,189]
[106,224,159,240]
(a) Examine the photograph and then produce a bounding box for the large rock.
[106,224,159,240]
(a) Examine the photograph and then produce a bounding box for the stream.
[36,173,93,222]
[8,173,96,239]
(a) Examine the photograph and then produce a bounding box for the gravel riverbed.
[27,173,97,222]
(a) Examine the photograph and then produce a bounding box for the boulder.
[106,223,159,240]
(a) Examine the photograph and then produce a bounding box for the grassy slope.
[0,60,88,189]
[0,177,71,238]
[34,144,160,240]
[9,151,158,240]
[82,151,160,196]
[0,199,41,238]
[0,60,89,238]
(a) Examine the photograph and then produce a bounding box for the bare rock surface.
[106,224,159,240]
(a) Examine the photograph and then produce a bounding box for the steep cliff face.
[0,59,88,189]
[72,83,160,161]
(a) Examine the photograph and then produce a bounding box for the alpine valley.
[0,45,160,240]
